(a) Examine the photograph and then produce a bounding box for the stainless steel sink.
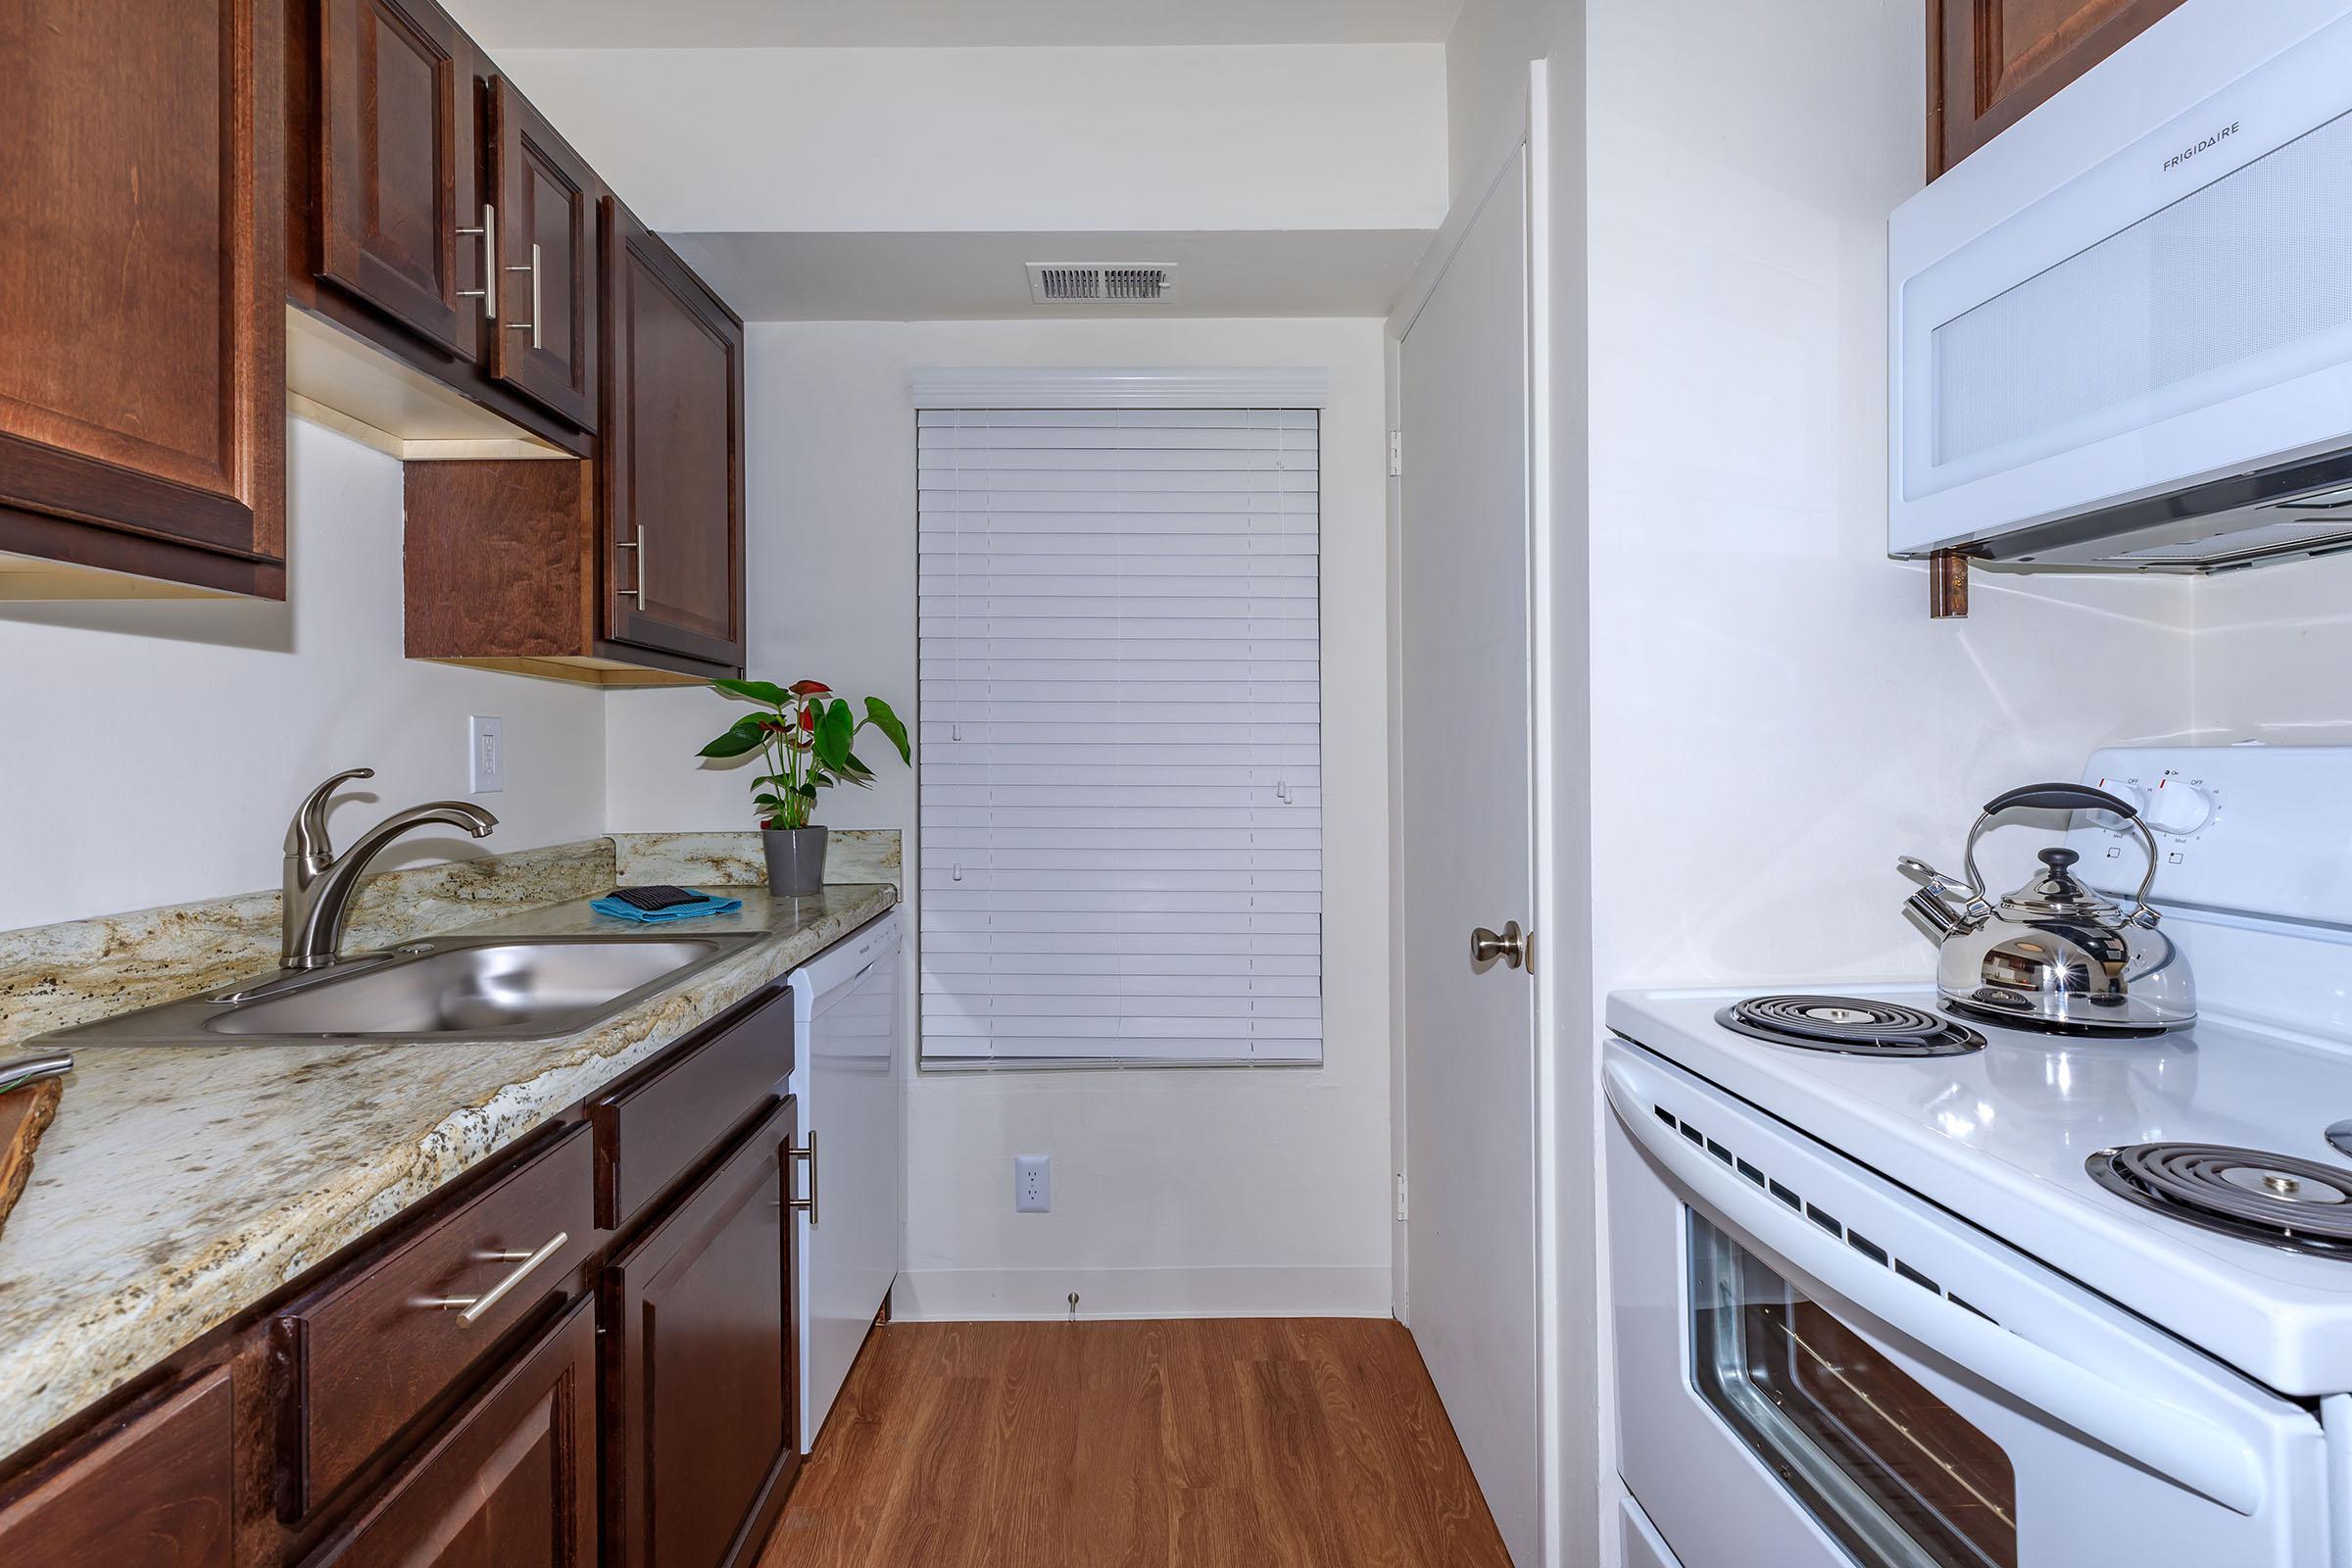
[48,933,761,1046]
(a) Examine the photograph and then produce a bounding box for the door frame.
[1385,55,1563,1565]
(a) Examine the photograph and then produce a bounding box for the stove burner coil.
[1715,996,1985,1057]
[2088,1143,2352,1256]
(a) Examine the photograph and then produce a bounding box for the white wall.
[0,418,608,934]
[1583,0,2193,995]
[2191,551,2352,744]
[606,317,1396,1319]
[487,44,1448,234]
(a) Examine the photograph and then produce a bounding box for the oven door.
[1603,1038,2325,1568]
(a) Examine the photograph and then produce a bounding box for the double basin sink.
[51,934,761,1046]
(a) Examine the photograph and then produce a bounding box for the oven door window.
[1689,1213,2017,1568]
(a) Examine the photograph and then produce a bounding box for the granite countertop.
[0,882,896,1462]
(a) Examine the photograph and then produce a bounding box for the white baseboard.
[890,1264,1393,1322]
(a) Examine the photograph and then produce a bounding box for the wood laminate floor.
[758,1317,1514,1567]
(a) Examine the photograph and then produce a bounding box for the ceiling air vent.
[1027,263,1176,305]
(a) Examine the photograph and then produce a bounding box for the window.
[1689,1213,2017,1568]
[915,394,1322,1067]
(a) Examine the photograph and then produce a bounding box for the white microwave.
[1889,0,2352,573]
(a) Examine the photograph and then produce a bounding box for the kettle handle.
[1982,781,2137,819]
[1963,783,2162,926]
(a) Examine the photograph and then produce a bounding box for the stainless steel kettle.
[1898,782,2195,1034]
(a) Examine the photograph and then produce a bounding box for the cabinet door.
[318,0,478,357]
[0,0,285,594]
[599,196,746,673]
[604,1096,798,1568]
[0,1367,233,1567]
[1929,0,2186,175]
[304,1298,599,1568]
[487,76,599,430]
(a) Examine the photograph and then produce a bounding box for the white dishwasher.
[784,908,903,1452]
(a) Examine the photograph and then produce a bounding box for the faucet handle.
[286,768,376,860]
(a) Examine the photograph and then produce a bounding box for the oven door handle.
[1604,1059,2266,1516]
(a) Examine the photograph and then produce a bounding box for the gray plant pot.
[761,825,829,898]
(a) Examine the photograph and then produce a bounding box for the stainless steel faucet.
[282,768,499,969]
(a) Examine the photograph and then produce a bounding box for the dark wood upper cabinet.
[302,1298,599,1568]
[1929,0,2187,176]
[600,196,747,672]
[0,1367,234,1567]
[0,0,286,598]
[602,1096,799,1568]
[317,0,477,359]
[489,77,601,431]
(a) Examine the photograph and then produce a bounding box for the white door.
[1398,144,1540,1563]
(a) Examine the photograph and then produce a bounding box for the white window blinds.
[916,406,1323,1066]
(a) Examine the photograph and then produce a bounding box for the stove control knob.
[2141,776,2216,837]
[2092,776,2147,817]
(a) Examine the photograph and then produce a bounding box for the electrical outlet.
[468,715,505,794]
[1015,1154,1051,1213]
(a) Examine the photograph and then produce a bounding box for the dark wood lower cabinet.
[302,1297,599,1568]
[0,987,819,1568]
[0,1366,234,1566]
[604,1096,800,1568]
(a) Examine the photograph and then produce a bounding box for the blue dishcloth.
[590,890,744,923]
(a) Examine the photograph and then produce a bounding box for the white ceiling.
[449,0,1464,49]
[666,230,1434,320]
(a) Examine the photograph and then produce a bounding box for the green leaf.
[862,697,911,764]
[842,751,874,780]
[698,714,768,759]
[711,678,791,707]
[813,698,856,770]
[795,782,818,799]
[753,792,789,810]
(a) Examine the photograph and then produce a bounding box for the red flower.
[759,716,789,734]
[798,707,817,732]
[788,679,832,696]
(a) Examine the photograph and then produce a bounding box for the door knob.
[1470,920,1527,971]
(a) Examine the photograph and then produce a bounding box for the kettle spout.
[1903,888,1966,943]
[1897,854,1991,928]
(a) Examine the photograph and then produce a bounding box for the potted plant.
[699,678,910,896]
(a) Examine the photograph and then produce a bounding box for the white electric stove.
[1604,745,2352,1568]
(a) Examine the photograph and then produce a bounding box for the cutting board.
[0,1076,63,1242]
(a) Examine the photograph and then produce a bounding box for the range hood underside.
[1912,445,2352,574]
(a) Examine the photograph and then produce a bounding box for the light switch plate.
[468,715,506,794]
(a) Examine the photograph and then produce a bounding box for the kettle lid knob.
[2038,848,2081,869]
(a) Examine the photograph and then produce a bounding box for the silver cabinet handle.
[505,241,542,348]
[419,1231,568,1324]
[787,1133,818,1227]
[615,524,646,600]
[1470,920,1527,970]
[455,202,497,320]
